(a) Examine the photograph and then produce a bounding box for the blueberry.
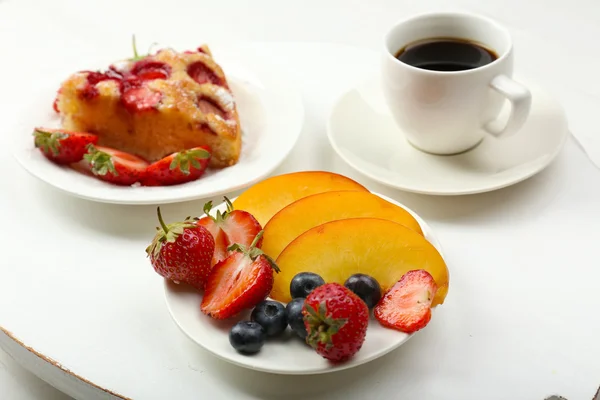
[286,297,308,339]
[251,300,288,337]
[290,272,325,298]
[344,273,382,308]
[229,321,266,354]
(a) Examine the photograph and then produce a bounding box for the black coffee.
[395,38,498,72]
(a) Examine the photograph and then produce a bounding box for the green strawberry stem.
[132,35,139,58]
[224,196,234,213]
[84,144,118,176]
[146,209,196,258]
[197,195,233,223]
[202,201,214,218]
[131,34,142,60]
[169,148,210,175]
[227,230,280,273]
[250,230,263,248]
[156,207,169,234]
[33,129,67,156]
[304,303,347,350]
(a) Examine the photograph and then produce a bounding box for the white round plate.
[11,48,304,205]
[327,76,568,195]
[164,193,444,375]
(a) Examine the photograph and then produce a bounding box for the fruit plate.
[164,193,445,375]
[10,46,304,205]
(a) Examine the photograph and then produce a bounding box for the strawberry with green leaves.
[303,283,369,362]
[201,231,279,320]
[146,207,215,289]
[33,128,98,164]
[195,198,263,266]
[81,145,148,186]
[144,146,211,186]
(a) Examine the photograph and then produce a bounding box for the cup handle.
[483,75,532,138]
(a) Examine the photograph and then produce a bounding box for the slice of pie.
[54,44,241,168]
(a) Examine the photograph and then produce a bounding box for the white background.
[0,0,599,399]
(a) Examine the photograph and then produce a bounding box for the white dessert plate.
[11,48,304,205]
[327,76,568,195]
[164,193,444,375]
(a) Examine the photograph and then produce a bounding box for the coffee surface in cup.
[395,38,498,71]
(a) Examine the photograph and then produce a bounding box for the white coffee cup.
[381,12,531,155]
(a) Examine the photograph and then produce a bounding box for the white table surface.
[1,1,599,399]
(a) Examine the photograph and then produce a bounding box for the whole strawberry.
[146,207,215,289]
[303,283,369,362]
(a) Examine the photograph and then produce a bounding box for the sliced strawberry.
[374,270,438,334]
[86,70,122,85]
[82,145,148,186]
[143,146,211,186]
[195,198,263,266]
[187,61,224,86]
[78,70,123,100]
[201,232,279,319]
[119,74,141,92]
[197,97,226,119]
[53,88,62,113]
[33,128,98,164]
[121,85,162,113]
[81,85,100,100]
[131,59,171,81]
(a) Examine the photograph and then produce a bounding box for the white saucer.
[11,47,304,205]
[327,76,568,195]
[164,193,444,375]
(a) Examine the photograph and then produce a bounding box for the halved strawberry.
[201,232,279,319]
[374,270,438,334]
[82,145,148,186]
[143,146,211,186]
[121,85,162,113]
[33,128,98,164]
[211,229,229,267]
[195,198,263,266]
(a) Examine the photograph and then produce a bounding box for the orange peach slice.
[232,171,368,227]
[262,191,423,260]
[273,218,449,306]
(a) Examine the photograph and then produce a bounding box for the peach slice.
[232,171,368,227]
[262,191,423,260]
[273,218,449,306]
